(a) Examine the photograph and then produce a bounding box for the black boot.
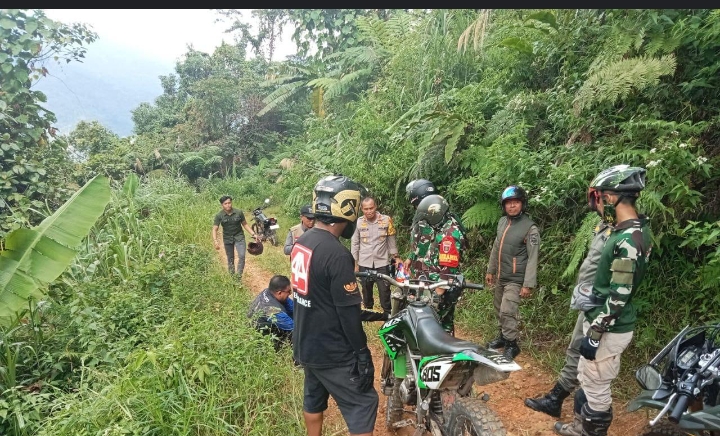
[503,340,521,360]
[486,329,507,349]
[525,381,572,418]
[580,403,612,436]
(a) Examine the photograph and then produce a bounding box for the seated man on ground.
[247,275,294,350]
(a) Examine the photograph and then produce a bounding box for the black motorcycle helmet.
[312,175,366,239]
[406,179,436,208]
[500,185,528,214]
[248,240,264,255]
[415,194,450,227]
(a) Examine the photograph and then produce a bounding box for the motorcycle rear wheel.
[639,420,700,436]
[268,232,278,246]
[446,397,505,436]
[251,223,262,238]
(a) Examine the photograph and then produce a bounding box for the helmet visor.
[587,187,600,211]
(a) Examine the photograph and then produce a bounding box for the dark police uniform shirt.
[290,227,364,368]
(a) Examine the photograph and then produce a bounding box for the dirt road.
[226,242,652,436]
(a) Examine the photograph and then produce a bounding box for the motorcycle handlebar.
[668,393,691,424]
[354,271,483,291]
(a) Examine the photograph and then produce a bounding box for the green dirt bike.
[628,323,720,436]
[355,270,521,436]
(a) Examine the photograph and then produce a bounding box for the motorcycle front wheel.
[386,381,404,430]
[638,420,697,436]
[446,397,506,436]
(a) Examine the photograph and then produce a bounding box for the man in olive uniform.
[524,217,614,425]
[284,204,315,255]
[351,196,399,314]
[212,195,260,279]
[555,165,652,436]
[411,194,467,333]
[486,185,540,360]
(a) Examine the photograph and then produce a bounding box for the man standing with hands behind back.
[351,196,399,316]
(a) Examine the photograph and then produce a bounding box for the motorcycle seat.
[410,307,480,356]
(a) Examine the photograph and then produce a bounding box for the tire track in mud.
[219,244,650,435]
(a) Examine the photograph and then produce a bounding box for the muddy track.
[220,242,652,436]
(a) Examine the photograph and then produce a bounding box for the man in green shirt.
[212,195,260,279]
[556,165,652,436]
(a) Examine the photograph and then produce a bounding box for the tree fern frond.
[307,77,339,90]
[573,54,676,115]
[461,201,502,230]
[257,81,306,116]
[324,69,372,100]
[561,212,600,280]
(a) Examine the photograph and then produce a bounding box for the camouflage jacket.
[584,215,652,333]
[409,214,466,280]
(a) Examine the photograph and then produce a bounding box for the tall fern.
[561,212,601,280]
[573,54,676,115]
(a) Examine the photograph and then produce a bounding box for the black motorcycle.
[628,323,720,436]
[251,198,279,247]
[356,270,520,435]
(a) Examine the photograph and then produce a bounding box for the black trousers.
[358,265,391,313]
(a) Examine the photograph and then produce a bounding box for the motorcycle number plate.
[270,224,280,230]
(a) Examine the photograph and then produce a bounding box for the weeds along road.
[219,236,651,436]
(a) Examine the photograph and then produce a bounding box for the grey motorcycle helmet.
[415,194,450,227]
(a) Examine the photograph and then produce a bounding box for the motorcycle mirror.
[264,198,270,204]
[635,364,663,390]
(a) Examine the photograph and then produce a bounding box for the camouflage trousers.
[578,320,634,412]
[492,282,521,341]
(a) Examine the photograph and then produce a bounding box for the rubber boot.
[554,413,582,436]
[553,389,586,436]
[580,403,613,436]
[525,381,572,418]
[503,340,521,360]
[486,329,507,349]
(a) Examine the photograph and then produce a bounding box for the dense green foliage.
[2,7,720,434]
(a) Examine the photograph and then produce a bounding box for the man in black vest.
[485,185,541,360]
[246,275,294,350]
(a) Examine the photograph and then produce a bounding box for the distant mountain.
[33,38,176,137]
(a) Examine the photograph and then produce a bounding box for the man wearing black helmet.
[290,175,378,436]
[554,165,652,436]
[485,185,541,361]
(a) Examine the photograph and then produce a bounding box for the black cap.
[300,204,315,218]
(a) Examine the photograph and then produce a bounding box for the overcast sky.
[42,9,297,64]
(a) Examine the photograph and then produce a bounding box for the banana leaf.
[0,175,111,325]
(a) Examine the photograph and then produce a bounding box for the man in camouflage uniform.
[525,217,614,429]
[555,165,652,436]
[410,194,467,333]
